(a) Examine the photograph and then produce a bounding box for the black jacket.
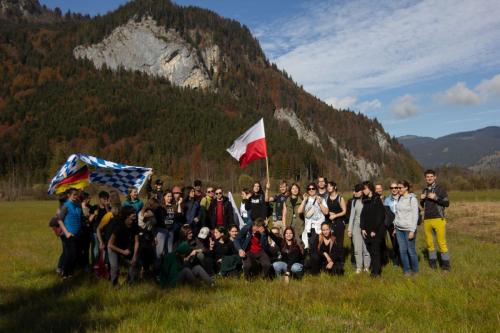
[245,193,269,221]
[360,193,386,239]
[208,196,235,229]
[421,184,449,219]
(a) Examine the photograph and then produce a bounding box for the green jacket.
[284,196,304,233]
[159,253,182,288]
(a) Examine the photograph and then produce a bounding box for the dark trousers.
[387,225,400,265]
[177,265,213,286]
[62,235,78,277]
[331,220,345,274]
[366,237,382,276]
[242,250,271,278]
[308,253,333,275]
[78,227,91,270]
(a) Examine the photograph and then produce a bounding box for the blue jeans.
[272,261,303,276]
[396,229,419,273]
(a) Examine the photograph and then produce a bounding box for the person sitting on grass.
[272,227,304,281]
[213,226,241,276]
[159,241,214,288]
[234,218,278,279]
[308,222,336,275]
[107,206,139,286]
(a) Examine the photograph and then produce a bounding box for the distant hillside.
[398,126,500,170]
[0,0,421,190]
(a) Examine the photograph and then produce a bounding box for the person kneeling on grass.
[234,218,279,279]
[308,222,336,275]
[272,227,304,281]
[107,206,139,286]
[159,241,214,288]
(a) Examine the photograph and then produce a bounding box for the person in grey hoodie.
[348,184,370,274]
[393,180,419,275]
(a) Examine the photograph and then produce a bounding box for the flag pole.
[265,155,270,185]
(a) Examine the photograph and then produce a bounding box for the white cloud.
[437,82,482,106]
[255,0,500,99]
[391,95,420,119]
[476,74,500,98]
[357,99,382,113]
[325,96,357,110]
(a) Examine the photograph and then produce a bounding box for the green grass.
[448,189,500,202]
[1,201,499,332]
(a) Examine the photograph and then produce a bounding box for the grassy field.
[0,199,499,332]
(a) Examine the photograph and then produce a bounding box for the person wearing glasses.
[393,180,419,276]
[384,182,400,267]
[297,183,329,251]
[360,181,386,277]
[208,188,235,230]
[200,186,215,228]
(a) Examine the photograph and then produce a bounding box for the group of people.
[51,169,450,287]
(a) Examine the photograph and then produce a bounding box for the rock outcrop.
[74,17,216,89]
[274,107,324,151]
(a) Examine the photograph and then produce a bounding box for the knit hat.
[176,241,191,255]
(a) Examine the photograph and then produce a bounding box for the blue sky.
[40,0,500,138]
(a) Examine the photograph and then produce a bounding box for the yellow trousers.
[424,218,448,254]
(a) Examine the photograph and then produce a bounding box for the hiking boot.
[441,260,451,271]
[429,259,438,269]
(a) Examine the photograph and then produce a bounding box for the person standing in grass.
[360,181,386,277]
[325,181,347,275]
[199,186,215,228]
[282,183,304,246]
[183,186,201,235]
[421,169,451,271]
[107,206,139,286]
[123,187,144,213]
[297,183,329,252]
[394,180,419,276]
[266,180,288,235]
[90,191,110,266]
[57,188,82,279]
[384,182,400,267]
[348,183,371,274]
[244,181,270,223]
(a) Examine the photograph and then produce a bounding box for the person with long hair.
[394,180,419,275]
[360,181,386,277]
[123,187,144,213]
[183,186,201,235]
[282,183,304,245]
[309,222,335,275]
[348,183,370,273]
[107,206,139,286]
[244,181,269,223]
[272,227,304,281]
[156,191,182,257]
[326,181,347,275]
[213,226,240,276]
[297,182,329,251]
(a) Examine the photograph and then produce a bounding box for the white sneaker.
[355,268,362,274]
[363,268,370,273]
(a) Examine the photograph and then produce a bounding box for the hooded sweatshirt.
[394,193,419,232]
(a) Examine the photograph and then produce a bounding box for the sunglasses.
[307,187,316,191]
[207,190,214,193]
[390,187,398,189]
[173,192,181,195]
[215,192,223,195]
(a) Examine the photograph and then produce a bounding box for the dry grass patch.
[446,201,500,242]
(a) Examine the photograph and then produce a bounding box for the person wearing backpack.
[326,181,347,275]
[421,169,450,271]
[393,180,419,276]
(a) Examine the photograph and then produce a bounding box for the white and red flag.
[226,118,268,168]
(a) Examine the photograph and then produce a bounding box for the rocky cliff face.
[74,17,218,89]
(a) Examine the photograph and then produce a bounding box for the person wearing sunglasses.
[297,183,329,251]
[208,188,235,230]
[383,182,401,267]
[393,180,419,276]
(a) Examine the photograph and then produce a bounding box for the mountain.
[0,0,60,22]
[398,126,500,170]
[0,0,421,189]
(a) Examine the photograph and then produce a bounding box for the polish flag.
[227,118,268,168]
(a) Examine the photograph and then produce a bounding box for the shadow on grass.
[0,274,121,333]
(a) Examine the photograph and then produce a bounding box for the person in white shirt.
[297,182,329,250]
